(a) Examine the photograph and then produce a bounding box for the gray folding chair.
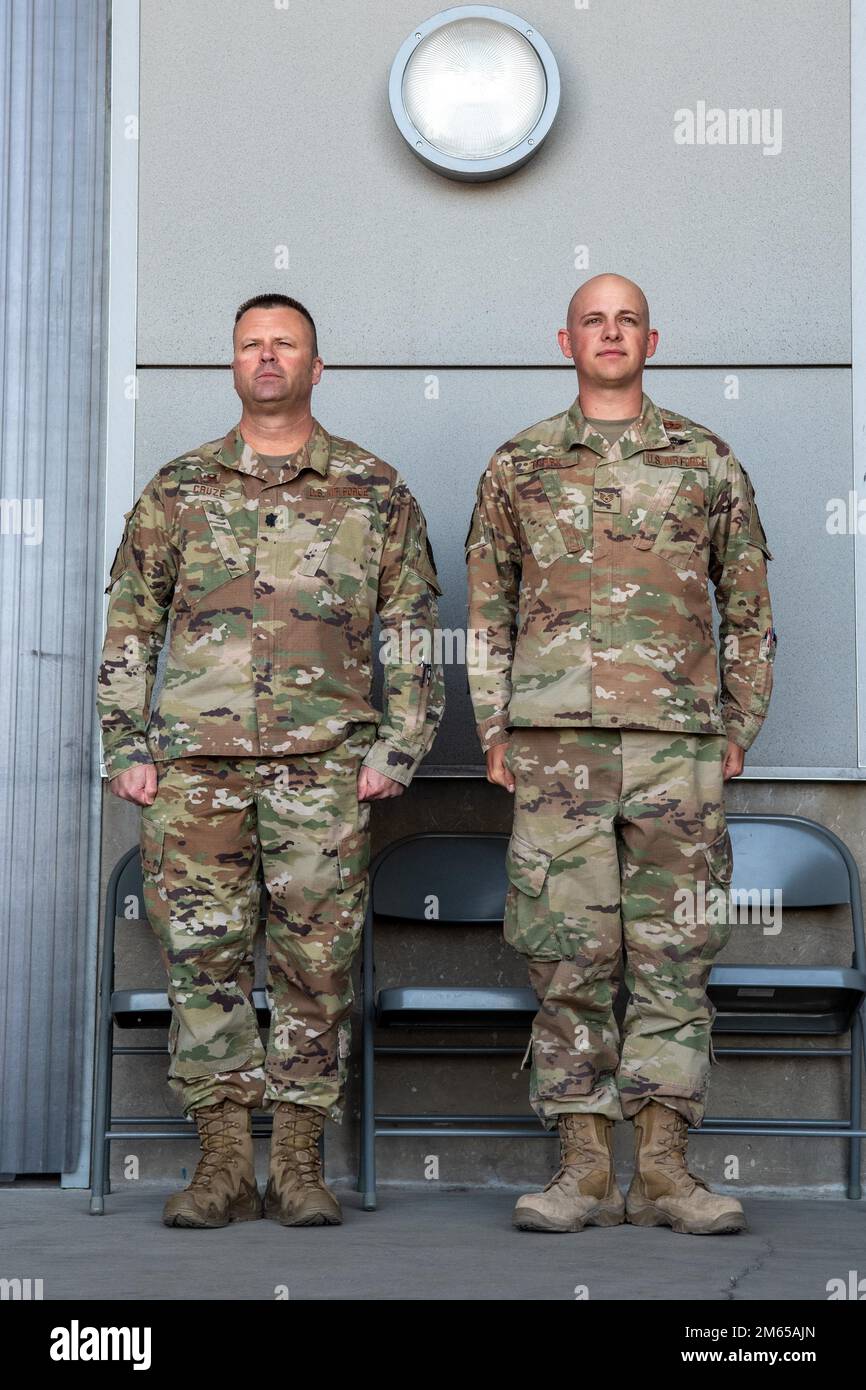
[360,832,552,1211]
[702,814,866,1200]
[358,818,866,1210]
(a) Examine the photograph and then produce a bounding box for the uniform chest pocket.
[297,498,350,576]
[174,502,251,612]
[633,466,708,570]
[515,467,586,569]
[296,498,371,584]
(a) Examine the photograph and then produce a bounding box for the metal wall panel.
[138,0,849,365]
[0,0,108,1174]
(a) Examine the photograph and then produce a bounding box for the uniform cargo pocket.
[140,813,165,876]
[337,825,371,892]
[503,832,557,959]
[505,831,551,896]
[703,826,733,885]
[702,826,734,956]
[503,822,605,961]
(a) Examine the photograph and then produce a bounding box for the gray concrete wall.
[96,0,863,1195]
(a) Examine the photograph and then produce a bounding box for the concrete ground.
[3,1184,864,1300]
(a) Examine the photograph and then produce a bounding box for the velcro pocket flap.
[140,814,165,876]
[633,473,683,550]
[505,831,552,897]
[337,826,371,892]
[298,498,349,576]
[703,827,733,885]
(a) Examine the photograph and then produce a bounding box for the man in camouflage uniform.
[98,293,444,1228]
[466,274,776,1235]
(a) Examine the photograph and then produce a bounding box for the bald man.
[466,274,775,1235]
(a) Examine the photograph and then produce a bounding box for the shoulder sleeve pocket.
[104,506,138,594]
[412,534,443,595]
[741,467,774,560]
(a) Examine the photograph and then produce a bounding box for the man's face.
[557,281,657,387]
[231,308,322,410]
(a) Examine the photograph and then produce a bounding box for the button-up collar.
[563,391,672,461]
[214,418,332,485]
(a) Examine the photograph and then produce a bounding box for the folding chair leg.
[360,998,377,1211]
[848,1006,864,1200]
[89,1011,113,1214]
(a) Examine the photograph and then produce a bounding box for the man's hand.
[486,743,515,793]
[723,740,745,781]
[109,763,158,806]
[357,766,404,801]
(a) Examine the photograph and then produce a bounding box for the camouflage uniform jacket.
[98,419,445,786]
[465,392,775,753]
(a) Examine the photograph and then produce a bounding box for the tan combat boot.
[263,1103,342,1226]
[513,1113,625,1232]
[162,1100,262,1228]
[626,1101,746,1235]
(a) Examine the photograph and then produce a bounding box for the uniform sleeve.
[96,477,177,778]
[361,481,445,787]
[708,452,777,752]
[465,453,521,752]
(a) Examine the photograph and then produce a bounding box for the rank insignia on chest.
[593,487,622,513]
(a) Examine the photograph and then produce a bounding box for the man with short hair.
[466,274,776,1235]
[98,293,444,1228]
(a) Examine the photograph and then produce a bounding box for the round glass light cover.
[402,17,547,160]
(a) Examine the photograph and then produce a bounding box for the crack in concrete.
[723,1236,775,1299]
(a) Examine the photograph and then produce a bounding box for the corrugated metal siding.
[0,0,108,1174]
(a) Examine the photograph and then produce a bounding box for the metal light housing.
[389,6,560,181]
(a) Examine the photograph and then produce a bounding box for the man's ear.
[556,327,574,361]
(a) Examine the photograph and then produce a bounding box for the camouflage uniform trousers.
[503,728,734,1130]
[139,723,377,1121]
